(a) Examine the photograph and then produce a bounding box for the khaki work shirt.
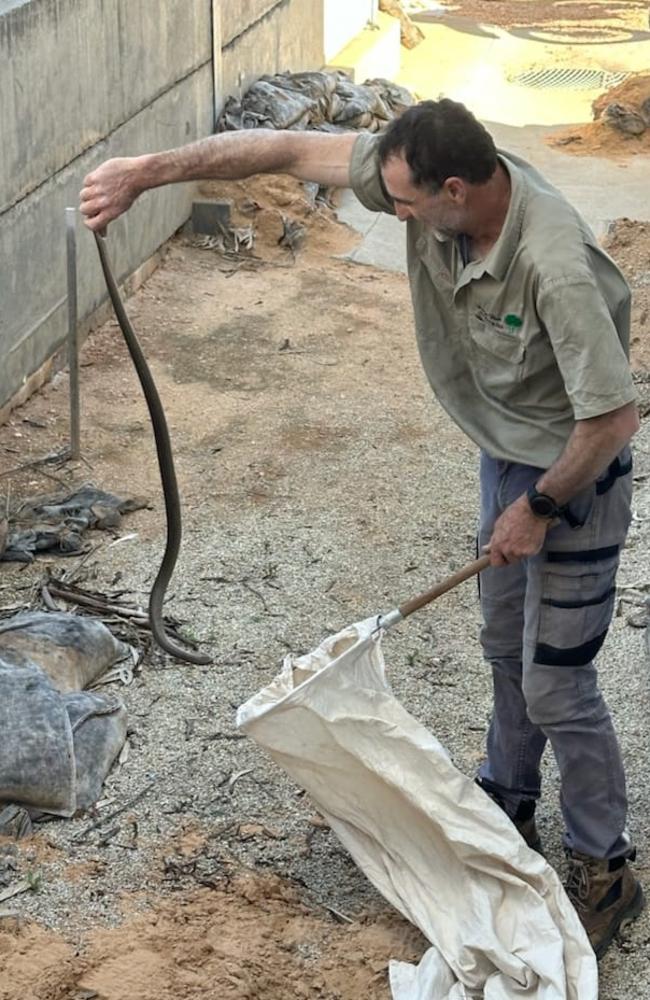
[350,133,636,468]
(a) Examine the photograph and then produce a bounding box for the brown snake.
[94,233,211,665]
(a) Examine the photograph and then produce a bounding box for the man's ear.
[442,177,467,203]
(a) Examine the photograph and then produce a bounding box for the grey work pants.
[477,450,633,859]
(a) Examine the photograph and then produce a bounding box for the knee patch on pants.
[523,664,602,727]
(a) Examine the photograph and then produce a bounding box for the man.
[80,98,644,958]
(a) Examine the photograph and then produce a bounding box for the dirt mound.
[548,74,650,158]
[0,873,424,1000]
[196,174,359,262]
[592,74,650,120]
[603,219,650,379]
[548,120,650,157]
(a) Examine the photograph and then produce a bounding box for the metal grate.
[508,68,629,90]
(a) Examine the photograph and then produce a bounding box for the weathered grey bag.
[0,611,131,691]
[218,70,414,136]
[2,484,147,561]
[0,664,126,817]
[0,612,129,824]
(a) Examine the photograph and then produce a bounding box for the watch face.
[531,494,555,517]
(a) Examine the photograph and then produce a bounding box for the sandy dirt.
[548,74,650,157]
[430,0,649,32]
[592,74,650,119]
[0,870,423,1000]
[1,175,649,998]
[604,220,650,369]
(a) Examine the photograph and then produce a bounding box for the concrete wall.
[0,0,367,418]
[220,0,325,102]
[0,0,215,415]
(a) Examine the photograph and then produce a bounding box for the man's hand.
[485,493,550,566]
[80,157,144,232]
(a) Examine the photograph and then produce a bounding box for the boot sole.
[594,883,646,961]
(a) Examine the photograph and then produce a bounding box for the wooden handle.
[398,554,491,619]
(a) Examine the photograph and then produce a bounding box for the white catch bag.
[237,617,598,999]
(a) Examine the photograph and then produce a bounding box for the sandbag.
[217,70,414,136]
[66,690,128,811]
[0,661,127,817]
[220,78,317,131]
[3,483,147,562]
[237,617,598,1000]
[0,663,74,815]
[0,611,132,692]
[331,76,391,126]
[365,77,416,115]
[0,611,129,820]
[271,71,338,124]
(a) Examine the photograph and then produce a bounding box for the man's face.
[380,153,466,235]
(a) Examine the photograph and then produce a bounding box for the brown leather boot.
[564,851,645,960]
[475,780,543,853]
[512,807,542,854]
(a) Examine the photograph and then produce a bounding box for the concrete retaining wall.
[220,0,325,103]
[0,0,366,418]
[0,0,215,415]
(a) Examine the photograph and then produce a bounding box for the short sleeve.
[536,274,636,419]
[349,133,395,215]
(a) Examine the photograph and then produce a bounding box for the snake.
[94,233,211,665]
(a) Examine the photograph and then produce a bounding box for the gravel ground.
[0,191,649,995]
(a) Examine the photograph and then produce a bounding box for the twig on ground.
[72,780,156,842]
[0,449,70,481]
[62,543,105,584]
[40,576,197,654]
[241,581,277,615]
[0,878,34,903]
[218,769,254,794]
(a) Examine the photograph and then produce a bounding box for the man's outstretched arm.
[80,129,357,232]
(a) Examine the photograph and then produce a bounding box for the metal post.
[66,207,81,460]
[211,0,224,130]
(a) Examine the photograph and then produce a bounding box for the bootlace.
[565,857,591,912]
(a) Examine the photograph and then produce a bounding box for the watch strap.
[527,485,562,520]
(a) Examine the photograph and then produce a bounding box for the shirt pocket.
[468,317,526,389]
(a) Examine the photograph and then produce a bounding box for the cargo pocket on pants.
[534,560,618,668]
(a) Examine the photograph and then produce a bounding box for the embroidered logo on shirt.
[474,307,523,334]
[475,306,505,333]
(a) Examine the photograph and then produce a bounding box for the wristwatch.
[526,485,562,520]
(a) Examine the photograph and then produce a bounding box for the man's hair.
[378,99,498,190]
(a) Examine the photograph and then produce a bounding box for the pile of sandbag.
[0,611,132,836]
[218,71,414,134]
[1,483,147,562]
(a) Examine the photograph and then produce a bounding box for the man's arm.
[80,129,357,232]
[487,401,639,566]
